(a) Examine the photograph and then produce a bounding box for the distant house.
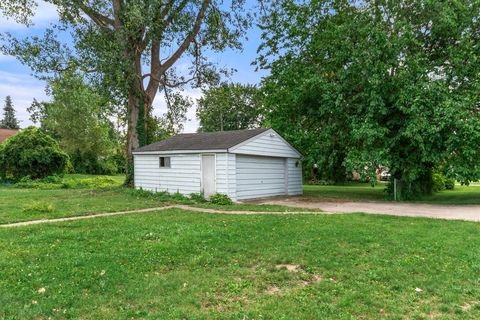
[133,128,303,201]
[0,129,19,144]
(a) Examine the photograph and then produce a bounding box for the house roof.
[0,128,19,144]
[134,128,270,153]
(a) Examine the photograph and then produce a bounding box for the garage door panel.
[236,155,286,200]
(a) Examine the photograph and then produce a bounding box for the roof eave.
[132,149,228,155]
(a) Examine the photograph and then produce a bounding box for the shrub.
[432,172,446,192]
[445,178,455,190]
[22,201,55,213]
[190,193,207,203]
[62,176,117,189]
[209,193,233,205]
[0,127,69,180]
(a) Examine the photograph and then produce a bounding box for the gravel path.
[0,205,320,228]
[256,198,480,222]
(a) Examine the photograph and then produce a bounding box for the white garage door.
[236,155,287,200]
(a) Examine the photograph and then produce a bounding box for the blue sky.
[0,1,266,132]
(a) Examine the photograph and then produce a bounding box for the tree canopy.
[28,73,119,174]
[258,0,480,198]
[196,83,263,132]
[0,96,20,129]
[0,0,251,184]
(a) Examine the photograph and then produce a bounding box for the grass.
[0,174,319,224]
[194,203,323,212]
[304,182,480,204]
[1,210,480,319]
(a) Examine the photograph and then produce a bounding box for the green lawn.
[0,175,319,224]
[304,183,480,204]
[0,186,166,224]
[2,210,480,319]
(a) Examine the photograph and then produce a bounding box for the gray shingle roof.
[134,128,270,152]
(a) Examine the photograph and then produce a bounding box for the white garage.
[133,128,302,201]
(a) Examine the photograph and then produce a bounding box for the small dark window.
[159,157,171,168]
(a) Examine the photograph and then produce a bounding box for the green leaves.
[196,83,263,132]
[259,0,480,195]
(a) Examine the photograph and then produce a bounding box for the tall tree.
[258,0,480,198]
[0,96,20,129]
[196,83,263,132]
[0,0,250,184]
[28,73,117,174]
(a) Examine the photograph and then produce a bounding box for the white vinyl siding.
[134,129,302,200]
[134,154,201,194]
[236,155,287,200]
[230,131,300,158]
[287,158,303,195]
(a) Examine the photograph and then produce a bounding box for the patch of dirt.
[460,301,480,312]
[275,263,301,272]
[265,286,281,295]
[264,264,322,295]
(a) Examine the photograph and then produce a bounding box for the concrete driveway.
[252,197,480,222]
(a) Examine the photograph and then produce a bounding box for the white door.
[201,154,216,197]
[236,155,287,200]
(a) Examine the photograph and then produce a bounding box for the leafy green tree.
[0,95,19,129]
[28,73,118,174]
[0,0,251,185]
[258,0,480,198]
[0,127,69,180]
[197,83,263,132]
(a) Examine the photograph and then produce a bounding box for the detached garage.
[132,128,302,201]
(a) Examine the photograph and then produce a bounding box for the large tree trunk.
[124,52,149,187]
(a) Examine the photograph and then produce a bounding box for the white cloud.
[0,1,58,31]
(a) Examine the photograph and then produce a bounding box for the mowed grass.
[0,175,319,224]
[2,210,480,319]
[304,183,480,204]
[0,186,165,224]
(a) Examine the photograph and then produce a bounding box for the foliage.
[128,188,194,204]
[14,175,118,190]
[0,95,19,129]
[0,0,252,186]
[209,193,233,205]
[28,73,119,175]
[258,0,480,198]
[445,178,455,190]
[0,127,69,180]
[190,193,207,203]
[433,173,447,193]
[196,83,263,132]
[22,201,55,213]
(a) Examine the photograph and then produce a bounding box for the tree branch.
[112,0,122,29]
[78,2,114,29]
[160,0,211,72]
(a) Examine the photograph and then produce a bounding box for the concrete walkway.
[0,205,320,228]
[2,201,480,229]
[256,198,480,222]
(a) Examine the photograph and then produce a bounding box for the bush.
[14,175,117,189]
[22,201,55,213]
[432,172,446,192]
[209,193,233,205]
[190,193,207,203]
[445,178,455,190]
[0,127,69,181]
[70,149,118,175]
